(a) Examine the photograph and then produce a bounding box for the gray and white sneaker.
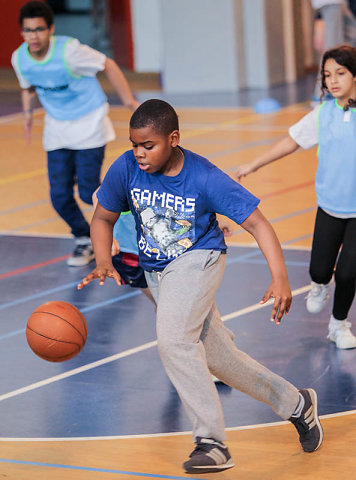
[306,280,332,314]
[328,317,356,349]
[67,237,94,267]
[289,389,323,453]
[183,437,235,474]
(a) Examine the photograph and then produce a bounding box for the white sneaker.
[306,281,332,314]
[67,237,95,267]
[328,317,356,349]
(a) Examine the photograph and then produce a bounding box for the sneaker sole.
[67,255,95,267]
[328,335,356,349]
[305,388,323,452]
[184,458,235,474]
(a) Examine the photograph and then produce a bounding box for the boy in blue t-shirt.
[78,99,323,474]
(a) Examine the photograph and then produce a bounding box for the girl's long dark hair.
[320,44,356,109]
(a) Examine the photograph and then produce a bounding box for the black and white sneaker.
[67,237,94,267]
[183,437,235,474]
[289,388,323,453]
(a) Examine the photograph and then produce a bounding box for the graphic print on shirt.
[131,187,195,261]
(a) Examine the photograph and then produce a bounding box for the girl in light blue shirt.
[236,44,356,350]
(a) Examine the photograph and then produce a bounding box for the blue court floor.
[0,235,355,439]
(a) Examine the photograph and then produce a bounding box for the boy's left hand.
[260,280,292,325]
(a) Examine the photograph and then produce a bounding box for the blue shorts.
[112,252,147,289]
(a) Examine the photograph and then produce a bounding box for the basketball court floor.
[0,74,355,479]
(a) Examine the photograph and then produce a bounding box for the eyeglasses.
[22,27,48,34]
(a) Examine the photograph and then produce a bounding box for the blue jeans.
[47,146,105,238]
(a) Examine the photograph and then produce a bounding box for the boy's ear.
[50,24,55,35]
[170,130,180,147]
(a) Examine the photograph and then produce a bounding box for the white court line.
[1,282,355,443]
[0,284,311,404]
[226,240,312,251]
[1,410,354,442]
[0,230,72,239]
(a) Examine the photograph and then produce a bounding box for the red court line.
[0,254,71,280]
[1,180,314,280]
[260,180,314,199]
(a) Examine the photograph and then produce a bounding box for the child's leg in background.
[309,208,355,319]
[321,4,345,48]
[112,253,156,307]
[309,208,343,286]
[75,146,105,205]
[333,217,356,320]
[145,249,299,442]
[141,287,156,305]
[47,149,90,237]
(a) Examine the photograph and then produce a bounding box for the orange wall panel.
[107,0,134,70]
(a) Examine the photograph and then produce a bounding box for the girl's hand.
[235,163,255,182]
[260,280,292,325]
[77,264,122,290]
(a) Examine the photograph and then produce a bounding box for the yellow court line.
[0,103,304,187]
[0,168,47,186]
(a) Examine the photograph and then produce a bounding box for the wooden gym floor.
[0,80,355,479]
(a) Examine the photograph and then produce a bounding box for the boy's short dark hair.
[19,1,54,28]
[130,99,179,136]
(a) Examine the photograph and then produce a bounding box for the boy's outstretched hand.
[260,280,292,325]
[77,264,122,290]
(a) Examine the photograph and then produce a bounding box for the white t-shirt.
[311,0,345,9]
[11,38,115,151]
[288,107,319,150]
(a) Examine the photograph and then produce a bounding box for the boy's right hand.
[77,264,122,290]
[23,113,32,144]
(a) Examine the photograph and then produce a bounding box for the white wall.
[130,0,162,72]
[160,0,242,93]
[129,0,312,92]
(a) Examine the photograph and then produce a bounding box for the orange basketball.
[26,301,87,362]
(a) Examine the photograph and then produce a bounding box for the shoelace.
[334,322,353,335]
[190,443,220,458]
[291,416,310,435]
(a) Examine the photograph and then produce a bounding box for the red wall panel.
[0,0,41,67]
[107,0,134,70]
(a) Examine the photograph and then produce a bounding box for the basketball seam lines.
[30,311,86,343]
[26,327,82,348]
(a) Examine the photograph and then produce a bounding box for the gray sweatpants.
[145,249,299,442]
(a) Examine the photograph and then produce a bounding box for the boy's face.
[21,17,54,57]
[129,125,180,175]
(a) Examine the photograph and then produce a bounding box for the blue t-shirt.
[97,147,260,271]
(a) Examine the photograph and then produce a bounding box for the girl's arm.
[236,135,299,181]
[77,204,122,289]
[241,208,292,324]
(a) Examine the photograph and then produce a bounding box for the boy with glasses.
[11,1,138,266]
